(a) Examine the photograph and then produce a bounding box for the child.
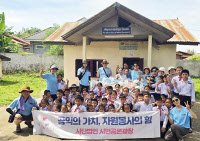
[108,104,115,112]
[87,98,92,106]
[52,98,62,112]
[70,95,86,113]
[92,82,105,97]
[138,94,144,102]
[165,98,173,113]
[143,86,155,104]
[153,98,168,138]
[132,88,140,103]
[97,96,102,106]
[98,104,105,113]
[175,69,195,107]
[101,98,109,112]
[57,74,68,90]
[61,104,68,113]
[63,89,71,103]
[55,104,62,112]
[76,89,82,96]
[110,90,120,109]
[133,92,153,112]
[87,105,95,112]
[40,99,51,111]
[122,103,133,113]
[56,89,66,105]
[89,91,95,99]
[158,75,172,98]
[44,90,53,106]
[161,94,167,104]
[116,94,126,112]
[122,87,133,103]
[103,86,113,100]
[149,76,163,100]
[115,84,121,96]
[91,99,98,111]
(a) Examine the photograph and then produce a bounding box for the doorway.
[123,57,144,70]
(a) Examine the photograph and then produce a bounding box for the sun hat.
[19,86,33,93]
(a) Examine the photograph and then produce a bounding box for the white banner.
[33,111,160,139]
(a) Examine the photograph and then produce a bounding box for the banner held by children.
[33,111,160,139]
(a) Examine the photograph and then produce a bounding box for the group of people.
[6,59,198,141]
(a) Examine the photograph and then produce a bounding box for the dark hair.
[181,69,189,75]
[57,89,64,95]
[97,82,103,87]
[122,103,133,112]
[56,104,62,112]
[41,98,49,105]
[123,87,129,92]
[155,97,162,102]
[112,90,117,95]
[119,94,126,98]
[102,97,108,102]
[75,95,83,101]
[55,98,62,104]
[82,88,87,92]
[57,73,63,77]
[91,99,98,104]
[107,86,113,90]
[108,104,115,109]
[98,104,105,111]
[143,67,150,74]
[161,94,167,99]
[76,89,81,93]
[97,96,102,99]
[151,67,159,72]
[89,91,94,95]
[144,86,149,89]
[87,98,92,103]
[176,66,183,70]
[64,89,70,93]
[166,98,172,104]
[172,95,180,100]
[115,84,120,87]
[158,75,164,80]
[135,88,140,92]
[143,92,151,97]
[86,105,93,111]
[138,94,144,97]
[44,90,50,95]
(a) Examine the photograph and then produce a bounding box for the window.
[75,59,103,77]
[118,17,131,27]
[35,45,44,49]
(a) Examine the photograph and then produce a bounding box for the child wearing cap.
[70,95,86,113]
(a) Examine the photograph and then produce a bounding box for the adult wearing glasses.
[40,64,58,101]
[131,63,143,81]
[164,95,197,141]
[97,59,112,81]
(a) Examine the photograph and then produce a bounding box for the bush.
[56,69,64,77]
[187,55,200,60]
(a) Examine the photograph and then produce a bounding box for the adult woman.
[6,86,38,133]
[164,95,197,141]
[40,64,58,100]
[142,67,151,82]
[97,59,112,81]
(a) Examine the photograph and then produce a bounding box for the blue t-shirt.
[131,70,143,81]
[77,68,91,86]
[43,73,57,95]
[98,67,112,81]
[170,106,192,128]
[8,97,38,116]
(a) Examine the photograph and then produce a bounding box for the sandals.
[16,125,22,133]
[25,121,33,128]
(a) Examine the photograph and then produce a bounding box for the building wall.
[64,41,176,85]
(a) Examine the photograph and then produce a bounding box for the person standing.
[97,59,112,81]
[77,60,91,92]
[40,64,58,101]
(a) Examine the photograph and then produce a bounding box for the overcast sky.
[1,0,200,52]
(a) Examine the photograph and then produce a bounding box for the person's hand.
[79,110,83,113]
[191,101,195,106]
[184,101,190,110]
[167,88,170,94]
[164,110,168,116]
[138,69,141,75]
[66,79,69,84]
[133,97,137,103]
[81,69,85,73]
[152,102,156,106]
[173,79,177,87]
[161,128,166,132]
[15,114,22,119]
[40,66,44,72]
[32,107,37,111]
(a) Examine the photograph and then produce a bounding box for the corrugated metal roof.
[45,19,86,42]
[153,19,198,43]
[6,35,30,46]
[45,18,198,44]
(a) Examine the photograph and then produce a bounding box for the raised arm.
[40,67,44,78]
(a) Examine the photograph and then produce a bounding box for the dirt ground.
[0,93,200,141]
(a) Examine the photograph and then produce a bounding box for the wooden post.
[83,36,87,61]
[147,35,152,68]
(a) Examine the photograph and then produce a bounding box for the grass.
[0,72,46,106]
[191,77,200,100]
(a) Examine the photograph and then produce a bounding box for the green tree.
[187,49,196,55]
[15,27,41,38]
[0,12,20,53]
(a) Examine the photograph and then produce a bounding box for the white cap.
[168,66,175,71]
[50,64,58,70]
[158,67,165,72]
